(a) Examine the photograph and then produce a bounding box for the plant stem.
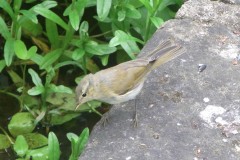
[90,30,112,38]
[145,0,162,41]
[0,90,20,103]
[0,125,14,144]
[87,102,102,117]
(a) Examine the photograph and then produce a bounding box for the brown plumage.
[75,40,184,109]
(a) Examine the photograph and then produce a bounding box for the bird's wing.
[100,59,150,95]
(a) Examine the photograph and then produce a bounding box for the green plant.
[67,128,89,160]
[11,128,89,160]
[12,133,49,160]
[0,0,183,158]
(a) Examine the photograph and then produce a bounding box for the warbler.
[75,40,184,125]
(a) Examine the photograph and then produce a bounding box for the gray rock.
[219,0,240,5]
[79,0,240,159]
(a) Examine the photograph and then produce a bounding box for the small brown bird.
[75,40,184,125]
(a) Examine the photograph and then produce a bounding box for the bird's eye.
[82,93,87,97]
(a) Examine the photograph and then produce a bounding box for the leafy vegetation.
[0,0,183,159]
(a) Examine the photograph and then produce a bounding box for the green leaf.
[25,0,36,3]
[63,4,72,16]
[43,69,54,86]
[4,38,15,66]
[79,21,89,33]
[0,60,6,73]
[66,133,78,142]
[25,146,49,160]
[48,132,60,160]
[14,40,28,59]
[34,1,57,9]
[48,84,73,94]
[109,30,142,59]
[86,0,96,7]
[69,139,77,160]
[34,111,46,126]
[70,39,82,47]
[120,41,139,59]
[53,61,84,71]
[97,0,112,21]
[69,9,80,31]
[130,7,147,37]
[0,134,11,150]
[68,128,89,160]
[21,94,39,108]
[19,10,38,23]
[33,7,68,30]
[64,0,87,16]
[50,113,80,125]
[109,30,143,47]
[30,53,43,65]
[47,92,73,106]
[68,138,77,160]
[85,58,100,73]
[79,21,89,39]
[75,0,88,15]
[117,10,126,21]
[28,68,43,86]
[158,0,177,12]
[20,19,43,37]
[28,86,45,96]
[175,0,184,5]
[6,69,23,87]
[85,41,117,56]
[14,135,28,157]
[138,0,153,14]
[40,49,62,70]
[65,0,87,29]
[150,16,164,28]
[14,40,29,60]
[46,92,100,112]
[8,112,36,137]
[13,0,22,12]
[0,16,11,39]
[23,133,48,149]
[28,46,38,57]
[0,0,14,18]
[72,48,85,60]
[125,4,141,19]
[77,128,89,155]
[100,55,109,66]
[46,19,59,48]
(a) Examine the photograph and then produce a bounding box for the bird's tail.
[146,40,185,70]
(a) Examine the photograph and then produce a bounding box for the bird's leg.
[99,112,109,127]
[133,99,138,127]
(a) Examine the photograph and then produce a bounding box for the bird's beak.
[75,103,81,111]
[75,96,83,111]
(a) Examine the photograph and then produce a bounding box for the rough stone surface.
[219,0,240,4]
[79,0,240,159]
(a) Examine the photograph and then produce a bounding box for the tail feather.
[151,45,185,70]
[148,45,179,62]
[130,40,185,89]
[145,39,173,58]
[145,39,185,70]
